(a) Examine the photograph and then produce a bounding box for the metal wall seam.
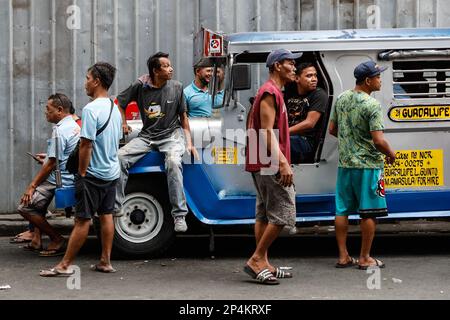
[234,0,238,32]
[72,0,77,111]
[8,0,14,211]
[315,0,320,30]
[114,0,119,94]
[276,0,281,31]
[355,0,360,28]
[135,0,140,79]
[436,0,440,27]
[195,0,200,33]
[176,0,180,75]
[51,0,56,92]
[335,0,340,30]
[92,0,98,63]
[155,0,160,52]
[216,0,220,31]
[30,0,36,168]
[416,0,420,27]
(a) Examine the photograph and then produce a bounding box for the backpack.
[66,99,114,175]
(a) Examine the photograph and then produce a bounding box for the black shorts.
[75,175,118,220]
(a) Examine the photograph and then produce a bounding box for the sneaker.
[174,216,188,233]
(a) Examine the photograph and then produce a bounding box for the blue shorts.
[335,168,388,219]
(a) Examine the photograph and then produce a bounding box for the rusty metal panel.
[0,0,450,212]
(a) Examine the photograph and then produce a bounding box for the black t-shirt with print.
[284,87,329,140]
[117,79,187,141]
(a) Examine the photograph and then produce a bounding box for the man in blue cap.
[329,60,396,270]
[244,49,301,285]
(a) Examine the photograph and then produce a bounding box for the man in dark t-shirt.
[284,63,329,163]
[115,52,198,233]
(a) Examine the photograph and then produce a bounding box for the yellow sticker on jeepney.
[212,147,238,165]
[389,106,450,122]
[384,150,444,188]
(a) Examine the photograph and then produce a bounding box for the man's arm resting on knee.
[21,159,56,206]
[78,138,93,177]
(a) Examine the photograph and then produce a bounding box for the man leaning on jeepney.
[329,60,396,270]
[114,52,199,233]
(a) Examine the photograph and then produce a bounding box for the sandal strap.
[256,269,275,282]
[275,268,286,278]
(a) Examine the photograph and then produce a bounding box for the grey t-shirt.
[117,77,187,140]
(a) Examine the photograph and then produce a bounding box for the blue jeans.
[290,135,314,163]
[115,129,188,218]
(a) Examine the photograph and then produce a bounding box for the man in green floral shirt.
[329,61,396,270]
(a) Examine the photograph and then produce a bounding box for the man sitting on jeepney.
[115,52,198,233]
[184,59,224,118]
[284,63,328,163]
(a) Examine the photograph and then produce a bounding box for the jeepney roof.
[224,28,450,53]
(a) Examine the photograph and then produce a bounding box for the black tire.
[111,174,175,258]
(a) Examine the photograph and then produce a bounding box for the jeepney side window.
[393,60,450,100]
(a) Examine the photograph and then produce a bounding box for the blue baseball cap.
[354,61,388,81]
[266,49,303,68]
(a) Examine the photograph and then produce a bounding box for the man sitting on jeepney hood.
[115,52,199,233]
[184,59,224,118]
[284,63,328,163]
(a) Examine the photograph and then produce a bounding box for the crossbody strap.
[96,99,114,137]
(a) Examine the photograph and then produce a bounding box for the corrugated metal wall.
[1,0,450,213]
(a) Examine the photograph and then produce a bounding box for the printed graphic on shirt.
[144,103,165,120]
[286,97,309,127]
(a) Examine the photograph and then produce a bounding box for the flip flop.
[23,243,43,252]
[90,264,117,273]
[39,268,74,277]
[272,267,293,279]
[358,258,386,270]
[335,257,359,268]
[10,237,32,244]
[39,241,67,257]
[243,265,279,285]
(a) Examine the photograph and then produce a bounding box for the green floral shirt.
[330,90,385,169]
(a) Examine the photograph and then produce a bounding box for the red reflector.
[113,99,140,120]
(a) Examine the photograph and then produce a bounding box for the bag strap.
[96,99,114,137]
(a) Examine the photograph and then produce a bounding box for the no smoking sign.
[209,38,222,54]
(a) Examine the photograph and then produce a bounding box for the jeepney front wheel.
[111,191,175,258]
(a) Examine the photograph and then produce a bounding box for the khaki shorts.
[251,172,296,228]
[17,181,55,217]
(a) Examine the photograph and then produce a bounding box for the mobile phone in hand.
[27,152,41,162]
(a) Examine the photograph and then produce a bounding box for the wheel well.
[126,173,170,209]
[126,173,208,234]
